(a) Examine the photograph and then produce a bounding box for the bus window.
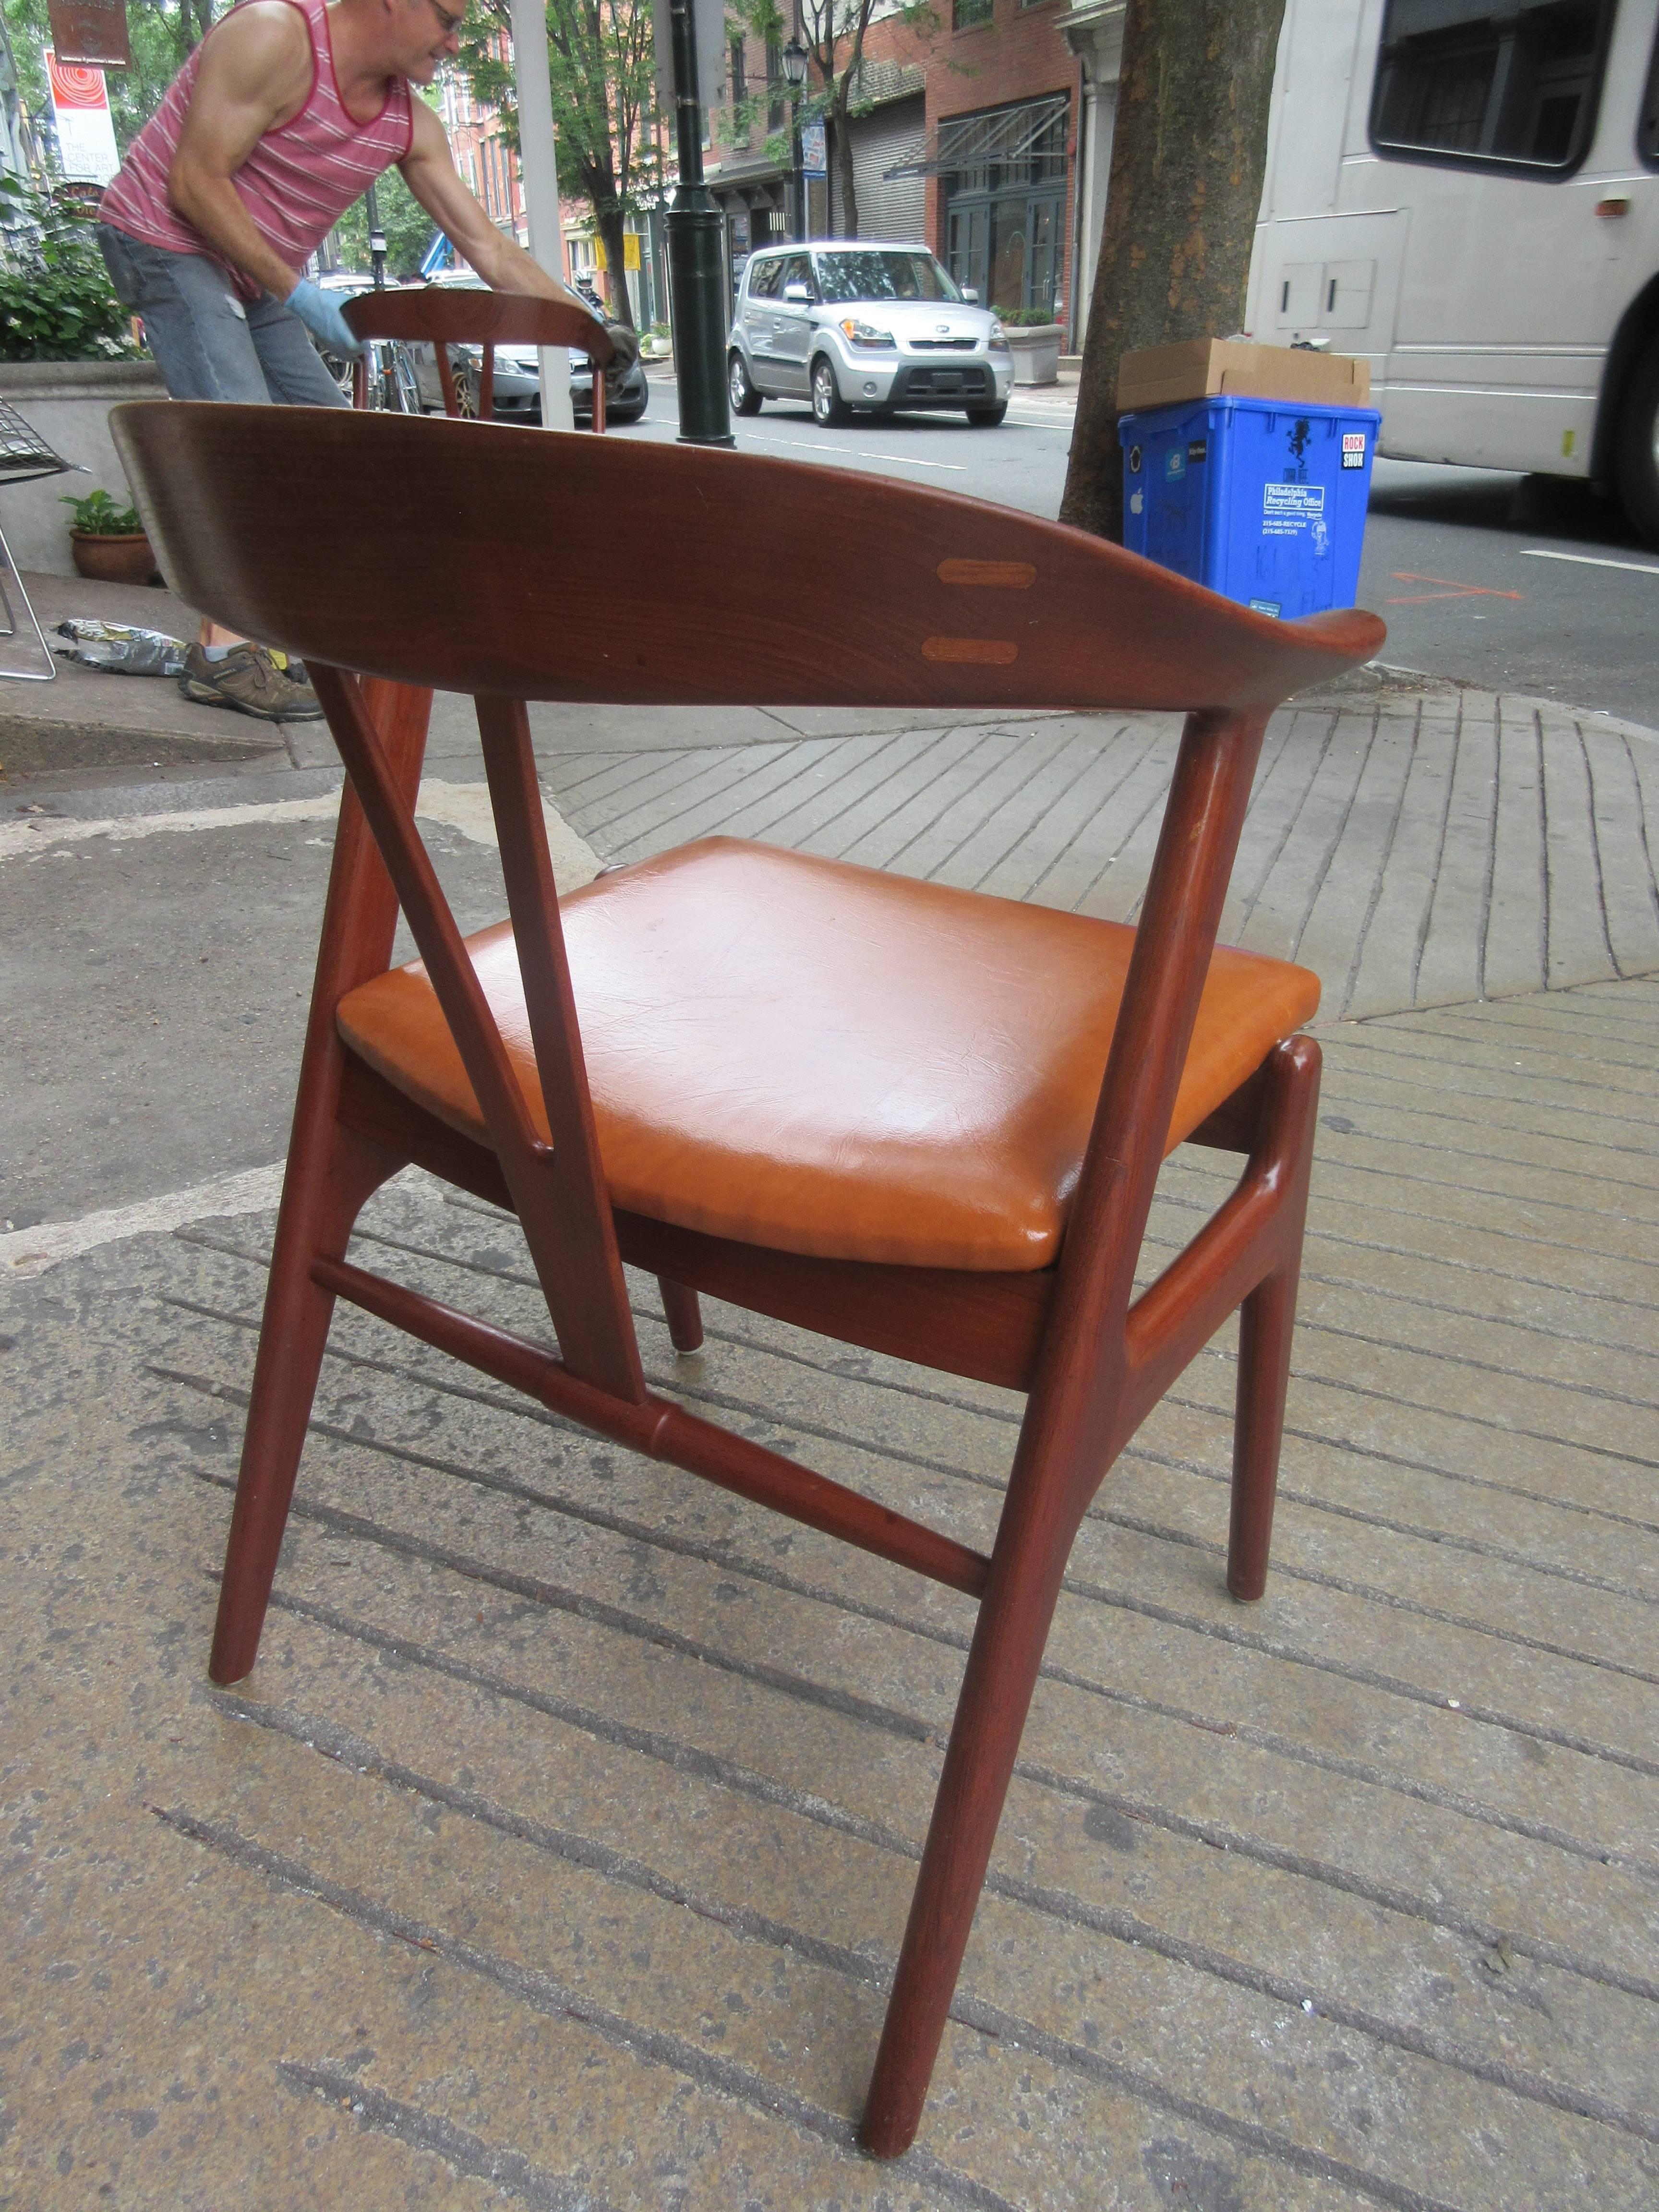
[1642,24,1659,168]
[1370,0,1615,177]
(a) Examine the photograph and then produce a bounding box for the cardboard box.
[1116,339,1370,415]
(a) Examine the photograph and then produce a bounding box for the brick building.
[437,57,529,251]
[708,0,1125,346]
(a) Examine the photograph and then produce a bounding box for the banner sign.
[47,0,130,68]
[46,52,120,184]
[801,119,827,178]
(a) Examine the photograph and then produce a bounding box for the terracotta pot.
[70,530,159,586]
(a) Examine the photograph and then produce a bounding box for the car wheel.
[966,403,1008,427]
[453,368,480,420]
[1616,331,1659,550]
[728,351,763,416]
[812,356,850,427]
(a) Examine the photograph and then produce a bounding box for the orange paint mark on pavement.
[1386,571,1524,604]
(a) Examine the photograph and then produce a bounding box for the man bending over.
[99,0,636,719]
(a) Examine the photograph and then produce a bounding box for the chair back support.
[342,288,614,425]
[114,404,1376,712]
[112,400,1382,1379]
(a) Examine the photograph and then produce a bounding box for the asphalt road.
[625,373,1658,728]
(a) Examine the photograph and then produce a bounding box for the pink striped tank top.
[101,0,413,299]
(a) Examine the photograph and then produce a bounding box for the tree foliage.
[0,168,132,358]
[1059,0,1286,543]
[456,0,662,328]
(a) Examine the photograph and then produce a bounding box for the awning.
[883,91,1070,180]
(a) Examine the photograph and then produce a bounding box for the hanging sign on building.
[45,52,120,184]
[47,0,131,68]
[801,119,827,178]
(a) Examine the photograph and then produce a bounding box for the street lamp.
[781,36,808,243]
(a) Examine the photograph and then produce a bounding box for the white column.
[508,0,574,431]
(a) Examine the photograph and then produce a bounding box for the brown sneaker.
[178,641,324,721]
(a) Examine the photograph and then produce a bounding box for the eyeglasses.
[426,0,465,36]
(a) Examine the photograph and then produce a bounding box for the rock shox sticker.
[1342,431,1367,469]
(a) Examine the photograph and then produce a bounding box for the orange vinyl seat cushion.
[337,837,1320,1272]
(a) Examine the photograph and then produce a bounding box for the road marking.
[1386,571,1523,604]
[0,780,599,882]
[736,431,966,471]
[1,1159,288,1277]
[1521,548,1659,577]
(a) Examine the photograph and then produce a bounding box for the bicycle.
[318,334,425,412]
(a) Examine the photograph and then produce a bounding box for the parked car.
[728,243,1013,428]
[408,337,648,424]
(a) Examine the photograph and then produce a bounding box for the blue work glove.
[286,278,363,360]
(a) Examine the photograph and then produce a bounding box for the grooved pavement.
[529,683,1659,1021]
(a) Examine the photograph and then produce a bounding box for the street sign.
[47,0,129,69]
[45,52,120,184]
[650,0,724,122]
[801,119,827,178]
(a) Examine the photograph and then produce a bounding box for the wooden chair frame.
[112,401,1382,2159]
[341,287,616,428]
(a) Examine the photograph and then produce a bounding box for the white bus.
[1246,0,1659,543]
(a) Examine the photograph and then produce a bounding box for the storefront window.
[940,97,1068,318]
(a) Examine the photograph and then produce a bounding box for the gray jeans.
[99,225,347,407]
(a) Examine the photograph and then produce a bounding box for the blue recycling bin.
[1118,394,1381,619]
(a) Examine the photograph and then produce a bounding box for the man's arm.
[399,100,587,307]
[166,1,315,299]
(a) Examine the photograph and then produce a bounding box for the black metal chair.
[0,402,78,681]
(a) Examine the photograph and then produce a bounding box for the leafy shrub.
[992,305,1060,328]
[0,173,134,362]
[61,487,143,534]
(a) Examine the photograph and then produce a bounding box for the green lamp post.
[664,0,734,447]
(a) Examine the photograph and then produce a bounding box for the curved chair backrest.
[112,401,1383,713]
[342,286,614,427]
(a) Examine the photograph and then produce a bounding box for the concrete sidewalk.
[2,636,1657,2207]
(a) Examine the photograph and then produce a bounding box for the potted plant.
[60,487,159,585]
[994,306,1064,387]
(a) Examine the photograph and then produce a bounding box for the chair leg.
[0,520,58,681]
[1227,1036,1320,1601]
[658,1276,704,1352]
[859,1463,1078,2157]
[209,1124,398,1684]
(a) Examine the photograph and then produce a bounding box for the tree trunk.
[591,197,636,328]
[830,84,857,240]
[1059,0,1286,543]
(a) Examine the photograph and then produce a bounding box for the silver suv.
[728,243,1013,428]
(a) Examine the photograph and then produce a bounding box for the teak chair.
[112,400,1384,2158]
[341,286,617,427]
